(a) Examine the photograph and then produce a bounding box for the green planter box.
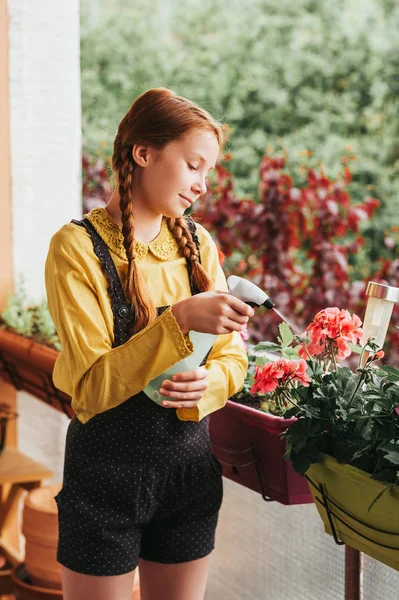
[307,454,399,571]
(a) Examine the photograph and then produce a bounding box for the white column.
[8,0,81,482]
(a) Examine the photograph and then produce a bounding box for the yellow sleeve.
[177,223,248,422]
[45,225,193,423]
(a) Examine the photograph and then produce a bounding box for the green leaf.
[348,342,362,355]
[252,341,281,353]
[278,321,293,349]
[290,453,313,476]
[381,449,399,466]
[281,346,300,359]
[378,366,399,381]
[255,356,269,367]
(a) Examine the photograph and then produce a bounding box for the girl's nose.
[192,176,207,196]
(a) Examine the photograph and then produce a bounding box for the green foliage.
[283,362,399,486]
[1,277,34,337]
[236,310,399,488]
[0,277,61,351]
[81,0,399,247]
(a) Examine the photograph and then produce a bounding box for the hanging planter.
[306,454,399,571]
[209,400,313,505]
[0,329,72,418]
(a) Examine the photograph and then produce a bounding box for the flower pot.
[209,399,313,505]
[306,454,399,571]
[0,329,72,417]
[22,484,62,590]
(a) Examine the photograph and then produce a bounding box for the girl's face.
[133,129,220,219]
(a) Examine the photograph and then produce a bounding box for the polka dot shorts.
[55,434,223,576]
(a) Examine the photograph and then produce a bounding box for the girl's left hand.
[159,367,208,409]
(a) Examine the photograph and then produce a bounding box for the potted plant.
[0,280,73,417]
[250,306,399,570]
[209,322,314,505]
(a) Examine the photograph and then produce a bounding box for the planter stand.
[307,476,364,600]
[308,476,363,600]
[345,547,361,600]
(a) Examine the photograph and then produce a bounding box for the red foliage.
[195,153,398,361]
[82,152,111,212]
[81,149,398,362]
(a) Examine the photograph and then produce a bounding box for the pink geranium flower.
[251,363,284,394]
[299,307,363,363]
[251,358,311,401]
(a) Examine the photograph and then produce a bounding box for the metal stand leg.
[345,546,361,600]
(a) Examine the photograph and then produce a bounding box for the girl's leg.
[61,565,137,600]
[139,555,210,600]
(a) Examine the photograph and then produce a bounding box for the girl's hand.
[159,367,208,409]
[171,291,254,335]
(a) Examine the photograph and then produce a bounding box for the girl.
[45,88,253,600]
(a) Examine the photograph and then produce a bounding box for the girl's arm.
[45,225,193,423]
[176,224,248,422]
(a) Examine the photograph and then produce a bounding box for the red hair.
[112,87,224,333]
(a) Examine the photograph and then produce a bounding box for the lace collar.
[84,207,180,262]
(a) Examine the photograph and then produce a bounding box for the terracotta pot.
[11,564,63,600]
[209,399,313,505]
[0,329,72,417]
[22,484,62,590]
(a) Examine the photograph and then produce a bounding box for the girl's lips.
[179,194,194,205]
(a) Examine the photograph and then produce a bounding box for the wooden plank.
[0,485,23,532]
[0,449,53,484]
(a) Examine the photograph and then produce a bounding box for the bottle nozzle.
[263,298,275,310]
[227,275,275,310]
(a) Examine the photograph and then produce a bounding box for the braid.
[118,147,157,332]
[167,217,213,292]
[111,87,226,331]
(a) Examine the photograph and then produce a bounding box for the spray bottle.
[143,276,279,404]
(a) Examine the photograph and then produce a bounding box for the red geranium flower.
[299,307,363,363]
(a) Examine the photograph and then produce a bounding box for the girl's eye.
[188,163,198,171]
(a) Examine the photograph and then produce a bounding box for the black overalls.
[54,218,223,576]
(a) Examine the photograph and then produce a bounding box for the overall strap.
[71,218,134,347]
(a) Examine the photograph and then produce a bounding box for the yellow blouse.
[45,207,248,424]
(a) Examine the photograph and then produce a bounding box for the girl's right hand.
[171,291,254,335]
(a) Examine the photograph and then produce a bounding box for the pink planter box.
[209,399,313,505]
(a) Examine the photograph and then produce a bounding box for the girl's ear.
[132,144,151,167]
